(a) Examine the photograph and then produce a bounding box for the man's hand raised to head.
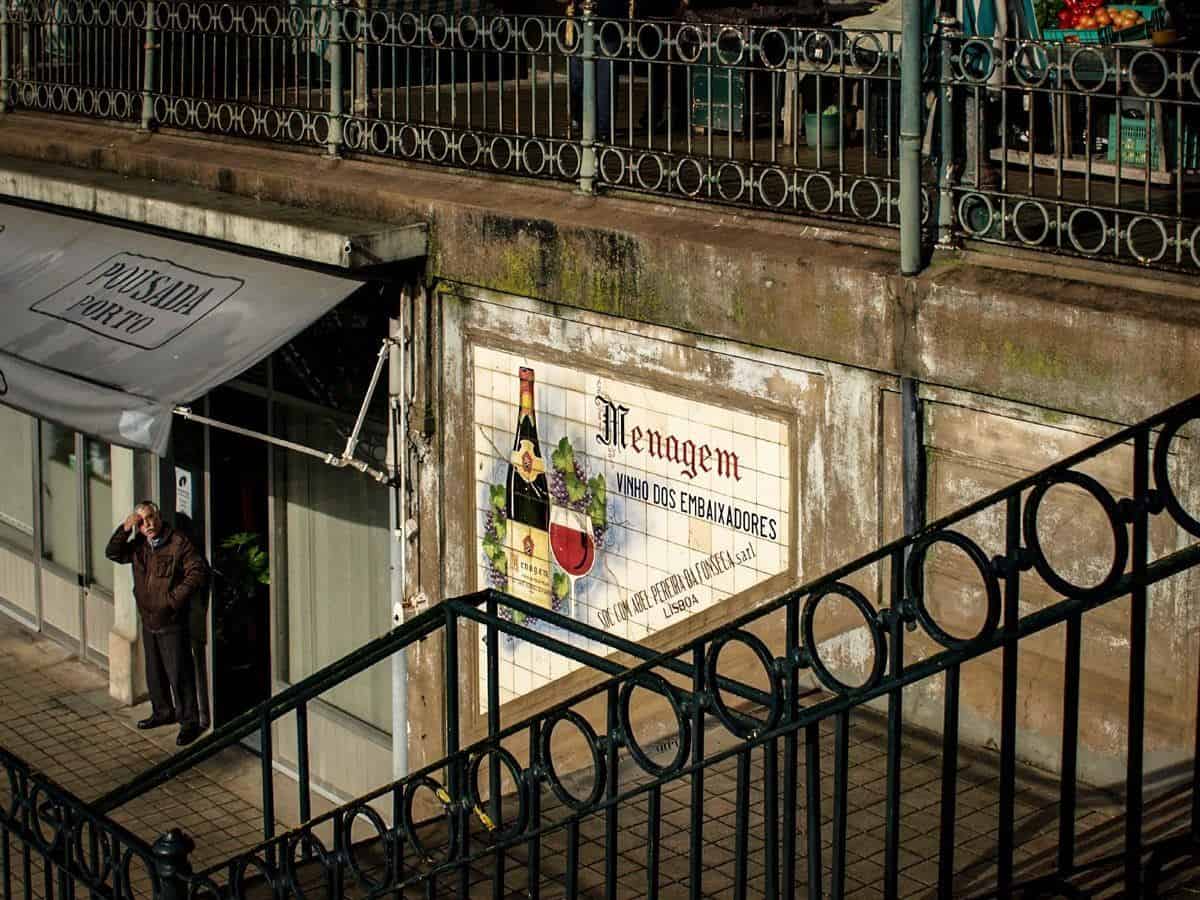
[123,512,141,532]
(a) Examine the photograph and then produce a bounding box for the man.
[106,501,207,746]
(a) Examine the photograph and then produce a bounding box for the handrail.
[7,392,1200,899]
[99,391,1200,817]
[180,392,1200,899]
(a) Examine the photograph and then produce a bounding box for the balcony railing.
[2,1,1197,274]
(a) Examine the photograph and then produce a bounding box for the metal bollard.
[150,829,194,900]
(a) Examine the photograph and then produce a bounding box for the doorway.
[207,387,272,728]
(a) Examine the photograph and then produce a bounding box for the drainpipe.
[899,0,922,273]
[390,313,409,781]
[901,377,924,536]
[140,0,157,132]
[578,0,597,195]
[327,0,344,158]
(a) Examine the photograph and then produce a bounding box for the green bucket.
[804,112,841,149]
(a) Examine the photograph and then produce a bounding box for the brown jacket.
[105,524,208,632]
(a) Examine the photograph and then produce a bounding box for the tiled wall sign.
[474,347,791,712]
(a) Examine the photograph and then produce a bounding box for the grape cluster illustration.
[481,436,608,626]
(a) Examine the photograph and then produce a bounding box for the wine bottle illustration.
[505,367,553,608]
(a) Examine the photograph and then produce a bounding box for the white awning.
[0,203,364,454]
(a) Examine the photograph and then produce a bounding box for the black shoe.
[137,714,175,730]
[176,725,200,747]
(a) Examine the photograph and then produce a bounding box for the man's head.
[135,501,163,541]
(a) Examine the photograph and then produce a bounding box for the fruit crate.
[1041,23,1114,42]
[1106,109,1200,170]
[1109,5,1163,42]
[1040,4,1161,44]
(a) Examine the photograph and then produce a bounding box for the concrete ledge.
[2,113,1199,425]
[0,154,428,269]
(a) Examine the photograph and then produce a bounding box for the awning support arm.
[173,405,392,484]
[340,336,395,469]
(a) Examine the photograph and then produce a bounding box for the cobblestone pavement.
[3,616,1200,898]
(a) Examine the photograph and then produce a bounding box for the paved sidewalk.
[0,616,330,877]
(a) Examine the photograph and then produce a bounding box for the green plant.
[215,532,269,599]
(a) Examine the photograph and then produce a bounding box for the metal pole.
[578,0,597,195]
[899,0,923,273]
[937,14,959,247]
[140,0,157,132]
[901,376,924,536]
[390,314,409,781]
[327,0,344,158]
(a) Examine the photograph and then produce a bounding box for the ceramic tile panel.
[475,350,792,714]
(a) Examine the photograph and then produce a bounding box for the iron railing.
[1,2,1197,274]
[5,393,1200,898]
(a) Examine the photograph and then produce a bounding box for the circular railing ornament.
[1125,215,1169,265]
[757,166,790,208]
[801,583,888,694]
[957,191,996,239]
[849,32,884,74]
[1066,207,1109,256]
[956,37,996,84]
[230,854,276,900]
[555,142,581,180]
[1153,410,1200,537]
[704,630,783,738]
[801,173,836,214]
[1010,199,1052,246]
[634,152,666,192]
[674,156,706,197]
[906,529,1002,649]
[282,832,334,900]
[401,775,457,863]
[849,178,883,221]
[466,746,529,841]
[1127,49,1170,98]
[618,672,691,777]
[1067,46,1108,92]
[756,27,790,70]
[540,709,606,810]
[1022,470,1129,597]
[342,803,393,890]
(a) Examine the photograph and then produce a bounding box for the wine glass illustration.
[549,505,596,619]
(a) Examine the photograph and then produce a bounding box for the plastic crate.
[1106,110,1200,169]
[1042,23,1113,43]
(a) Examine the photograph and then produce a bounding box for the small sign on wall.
[175,467,193,518]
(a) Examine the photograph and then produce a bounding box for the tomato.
[1057,8,1075,25]
[1077,14,1097,27]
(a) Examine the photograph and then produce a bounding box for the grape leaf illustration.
[552,572,570,601]
[565,471,587,503]
[551,436,575,473]
[489,484,506,511]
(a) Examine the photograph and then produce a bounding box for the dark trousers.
[143,624,198,728]
[191,639,210,729]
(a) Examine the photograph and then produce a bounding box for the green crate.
[1106,110,1200,170]
[1042,23,1114,43]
